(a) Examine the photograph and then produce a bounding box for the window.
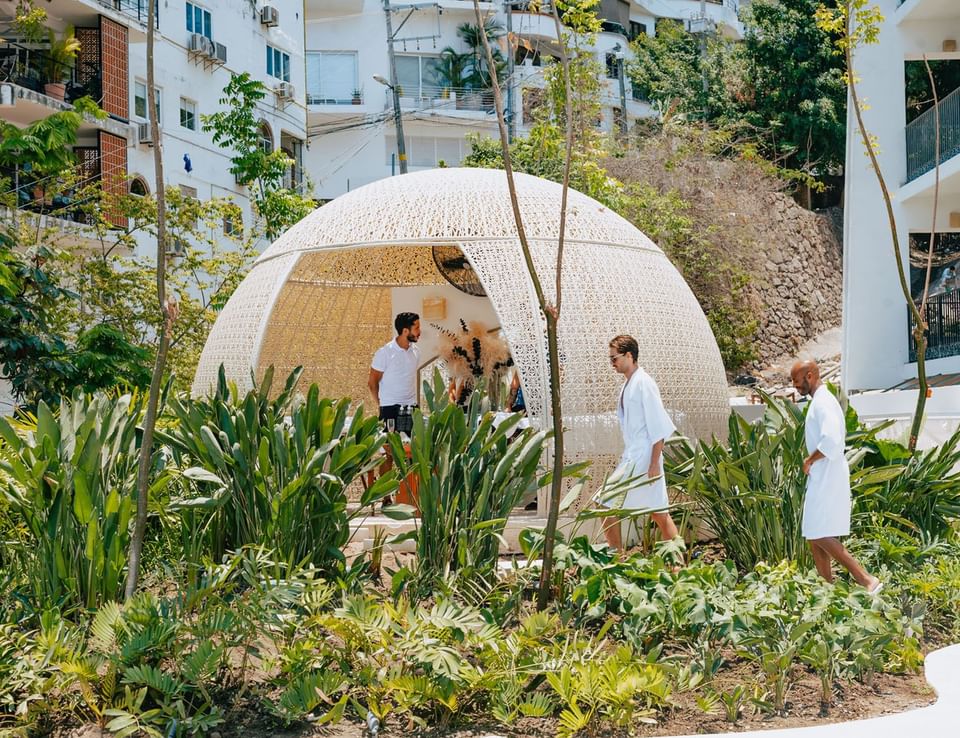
[129,177,149,197]
[629,21,647,41]
[258,122,273,153]
[179,98,196,130]
[134,81,161,121]
[223,208,241,237]
[266,45,291,82]
[385,135,468,168]
[186,2,212,40]
[396,54,442,98]
[306,51,358,105]
[605,53,621,80]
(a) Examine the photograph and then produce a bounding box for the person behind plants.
[368,312,421,435]
[599,334,680,551]
[791,359,882,593]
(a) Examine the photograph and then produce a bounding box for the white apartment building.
[842,0,960,393]
[0,0,308,254]
[304,0,745,199]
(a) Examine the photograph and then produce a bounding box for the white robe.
[802,385,851,539]
[599,368,676,511]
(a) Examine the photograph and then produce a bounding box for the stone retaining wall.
[747,194,843,367]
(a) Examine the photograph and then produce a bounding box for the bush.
[663,393,923,571]
[158,366,398,575]
[389,373,555,602]
[0,390,146,612]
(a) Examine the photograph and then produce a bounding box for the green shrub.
[158,366,398,574]
[0,390,146,612]
[852,429,960,539]
[665,398,811,570]
[388,373,555,602]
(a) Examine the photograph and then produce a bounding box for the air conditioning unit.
[275,81,295,100]
[188,32,208,54]
[137,121,153,145]
[214,42,227,64]
[166,238,188,257]
[260,6,279,27]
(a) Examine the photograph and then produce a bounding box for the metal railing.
[385,85,496,113]
[905,84,960,182]
[97,0,158,27]
[0,41,102,103]
[908,288,960,361]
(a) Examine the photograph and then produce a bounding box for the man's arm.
[368,368,383,409]
[803,449,825,475]
[647,438,665,478]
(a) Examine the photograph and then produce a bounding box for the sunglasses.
[609,353,623,364]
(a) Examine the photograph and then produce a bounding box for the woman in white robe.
[600,335,680,550]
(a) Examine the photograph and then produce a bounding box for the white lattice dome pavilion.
[193,168,729,476]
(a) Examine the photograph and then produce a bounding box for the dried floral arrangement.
[433,319,513,381]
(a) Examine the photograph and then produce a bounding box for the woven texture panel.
[194,169,729,470]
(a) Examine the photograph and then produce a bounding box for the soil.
[58,666,930,738]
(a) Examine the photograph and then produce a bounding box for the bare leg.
[651,512,679,541]
[808,539,834,582]
[810,537,878,589]
[602,515,622,550]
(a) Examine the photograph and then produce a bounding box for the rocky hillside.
[605,135,843,372]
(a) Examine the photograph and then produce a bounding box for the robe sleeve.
[815,397,846,460]
[641,373,676,444]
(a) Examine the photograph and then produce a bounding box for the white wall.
[127,0,307,252]
[390,284,501,366]
[843,1,960,391]
[303,0,664,200]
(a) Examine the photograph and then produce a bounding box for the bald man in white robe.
[792,360,880,592]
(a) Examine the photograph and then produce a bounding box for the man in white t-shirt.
[368,312,421,435]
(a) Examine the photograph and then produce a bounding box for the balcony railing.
[387,86,495,114]
[908,288,960,361]
[0,41,103,104]
[905,85,960,183]
[98,0,158,27]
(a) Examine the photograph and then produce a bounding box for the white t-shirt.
[371,338,420,406]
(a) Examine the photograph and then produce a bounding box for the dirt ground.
[61,665,932,738]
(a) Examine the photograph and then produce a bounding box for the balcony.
[905,85,960,183]
[897,0,960,24]
[0,41,130,138]
[388,86,496,118]
[908,288,960,361]
[29,0,156,38]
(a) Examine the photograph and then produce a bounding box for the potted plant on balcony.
[43,26,80,101]
[351,88,362,104]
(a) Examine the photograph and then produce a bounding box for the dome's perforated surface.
[193,168,729,490]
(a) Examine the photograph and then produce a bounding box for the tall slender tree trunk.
[125,0,174,599]
[471,0,572,608]
[841,5,937,452]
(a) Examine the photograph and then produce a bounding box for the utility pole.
[383,0,408,174]
[699,0,709,128]
[615,44,627,141]
[505,0,515,142]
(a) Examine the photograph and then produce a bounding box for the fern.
[122,664,183,699]
[89,601,123,654]
[182,640,225,686]
[556,701,591,738]
[275,670,349,720]
[518,692,555,717]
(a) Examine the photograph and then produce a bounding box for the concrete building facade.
[304,0,746,200]
[842,0,960,392]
